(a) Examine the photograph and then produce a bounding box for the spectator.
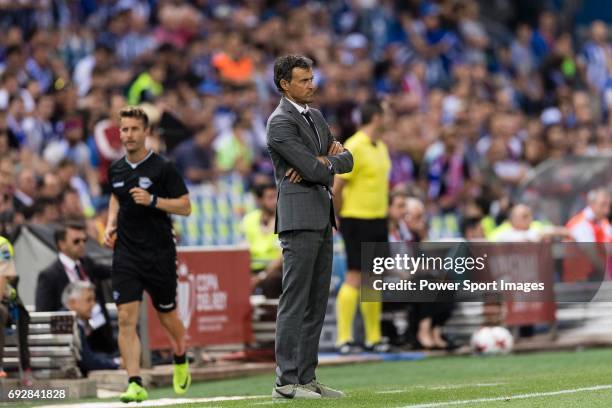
[39,173,62,200]
[6,95,27,146]
[30,197,60,225]
[388,191,412,242]
[73,43,114,97]
[127,60,165,105]
[59,187,85,220]
[21,94,56,155]
[62,281,119,376]
[494,204,572,242]
[423,125,475,213]
[461,215,486,240]
[578,20,612,94]
[566,189,611,242]
[43,117,90,168]
[25,43,54,94]
[564,188,611,281]
[531,10,557,62]
[241,182,282,299]
[173,124,216,185]
[212,33,254,86]
[385,129,416,191]
[215,115,254,178]
[511,23,537,77]
[388,196,453,349]
[12,167,37,217]
[55,159,96,218]
[93,93,125,192]
[35,221,115,354]
[404,197,428,243]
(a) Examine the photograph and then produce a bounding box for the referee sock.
[336,283,359,345]
[173,353,187,365]
[129,376,143,387]
[360,300,382,345]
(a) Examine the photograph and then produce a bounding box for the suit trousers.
[275,223,333,386]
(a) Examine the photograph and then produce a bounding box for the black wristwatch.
[149,194,158,208]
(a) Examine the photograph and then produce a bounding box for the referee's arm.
[152,194,191,216]
[104,194,119,247]
[129,188,191,216]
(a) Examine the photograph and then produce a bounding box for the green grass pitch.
[34,348,612,407]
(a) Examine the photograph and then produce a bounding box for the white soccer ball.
[470,326,514,355]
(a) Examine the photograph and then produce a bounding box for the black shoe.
[364,341,391,353]
[336,342,355,355]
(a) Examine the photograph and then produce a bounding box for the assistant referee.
[104,106,192,403]
[333,100,391,354]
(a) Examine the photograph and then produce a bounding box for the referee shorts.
[111,248,178,313]
[340,217,388,271]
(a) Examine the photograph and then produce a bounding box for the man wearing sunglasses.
[35,220,115,354]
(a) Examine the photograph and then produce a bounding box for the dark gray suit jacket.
[267,98,353,233]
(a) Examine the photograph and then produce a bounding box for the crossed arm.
[268,116,353,184]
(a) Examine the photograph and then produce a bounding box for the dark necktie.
[75,263,87,281]
[301,111,321,151]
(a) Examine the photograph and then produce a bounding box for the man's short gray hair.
[587,188,610,204]
[61,281,95,308]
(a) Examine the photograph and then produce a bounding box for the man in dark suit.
[267,55,353,399]
[35,220,115,354]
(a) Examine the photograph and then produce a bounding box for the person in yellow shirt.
[0,236,32,382]
[241,182,282,298]
[333,100,391,354]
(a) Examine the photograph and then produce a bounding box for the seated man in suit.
[35,220,115,354]
[62,281,119,376]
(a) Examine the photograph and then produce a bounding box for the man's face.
[68,288,95,320]
[17,169,36,196]
[59,228,87,260]
[41,174,61,198]
[120,117,148,154]
[259,188,277,214]
[511,207,532,231]
[405,204,426,233]
[62,192,83,217]
[282,67,315,105]
[591,193,611,221]
[38,97,54,119]
[389,196,406,223]
[466,224,485,240]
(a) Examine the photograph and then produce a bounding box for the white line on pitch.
[429,382,504,391]
[38,395,268,408]
[376,382,505,394]
[397,384,612,408]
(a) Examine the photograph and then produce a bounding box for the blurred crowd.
[0,0,611,243]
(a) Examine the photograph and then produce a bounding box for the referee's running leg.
[114,259,192,402]
[116,300,191,402]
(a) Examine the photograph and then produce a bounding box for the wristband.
[149,194,158,208]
